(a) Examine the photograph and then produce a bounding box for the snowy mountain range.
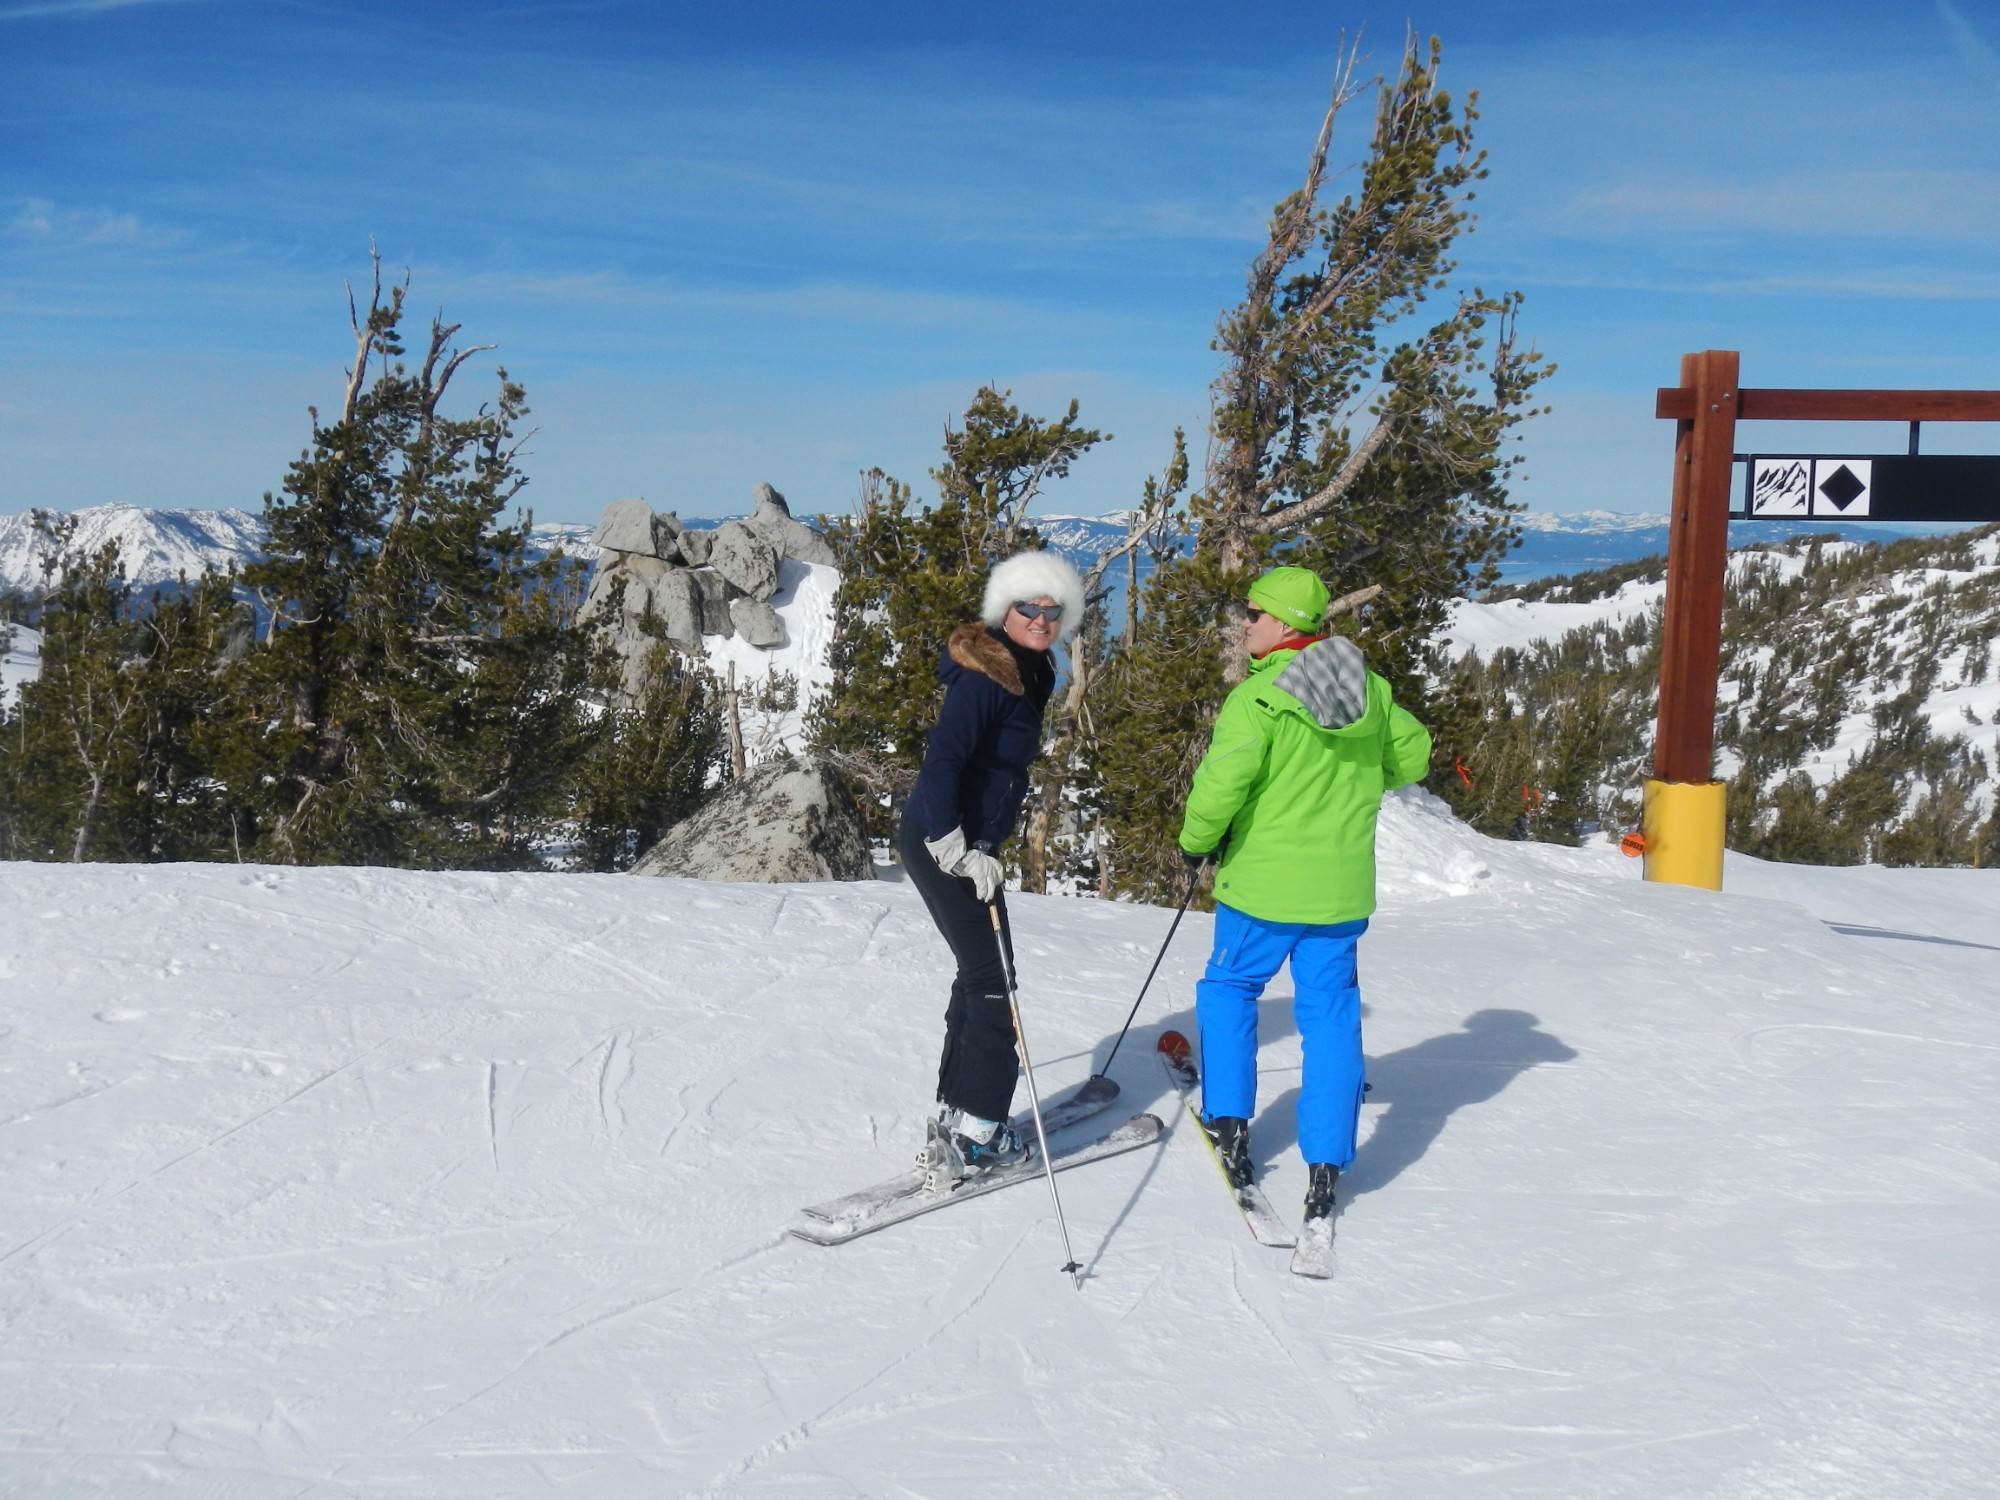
[3,788,1992,1494]
[4,503,1967,604]
[0,505,599,601]
[0,506,268,598]
[1042,508,1964,588]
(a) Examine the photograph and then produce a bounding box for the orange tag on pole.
[1619,832,1647,858]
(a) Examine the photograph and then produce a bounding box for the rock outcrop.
[708,520,781,601]
[728,597,786,648]
[578,485,835,699]
[747,483,838,567]
[591,498,657,556]
[629,756,872,883]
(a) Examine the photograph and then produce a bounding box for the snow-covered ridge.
[1443,529,2000,662]
[0,506,606,600]
[0,506,266,597]
[1443,573,1664,659]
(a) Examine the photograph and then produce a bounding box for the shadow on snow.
[1104,1002,1576,1200]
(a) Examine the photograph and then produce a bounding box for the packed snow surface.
[3,791,1996,1497]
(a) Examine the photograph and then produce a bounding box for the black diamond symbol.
[1818,464,1865,511]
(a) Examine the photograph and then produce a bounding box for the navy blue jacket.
[905,623,1056,848]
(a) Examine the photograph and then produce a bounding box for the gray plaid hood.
[1272,636,1370,731]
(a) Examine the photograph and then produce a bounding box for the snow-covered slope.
[0,506,266,597]
[4,792,1993,1496]
[1443,572,1664,659]
[1495,510,1965,585]
[1440,529,2000,845]
[1,622,37,708]
[697,558,840,757]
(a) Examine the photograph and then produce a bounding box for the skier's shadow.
[1148,1004,1575,1195]
[1081,1004,1571,1270]
[1341,1009,1576,1195]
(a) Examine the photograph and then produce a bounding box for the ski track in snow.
[2,790,1996,1496]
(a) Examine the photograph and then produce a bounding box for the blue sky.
[3,0,1998,525]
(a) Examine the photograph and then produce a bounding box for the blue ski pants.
[1195,903,1369,1168]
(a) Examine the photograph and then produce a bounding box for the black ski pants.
[898,811,1019,1124]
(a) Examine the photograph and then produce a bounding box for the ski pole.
[1093,863,1201,1081]
[989,903,1085,1289]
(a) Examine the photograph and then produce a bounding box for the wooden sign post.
[1645,355,2000,889]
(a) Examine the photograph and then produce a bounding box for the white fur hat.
[982,549,1086,641]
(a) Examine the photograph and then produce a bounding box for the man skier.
[1176,564,1432,1235]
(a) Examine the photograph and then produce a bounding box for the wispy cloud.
[1936,0,2000,92]
[1500,264,2000,302]
[439,266,1173,345]
[0,0,197,18]
[1568,169,2000,244]
[5,197,181,249]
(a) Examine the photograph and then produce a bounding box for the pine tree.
[1201,35,1549,686]
[0,520,239,861]
[1090,35,1549,901]
[1088,542,1240,903]
[0,530,147,860]
[1019,431,1191,893]
[566,640,727,872]
[222,255,599,866]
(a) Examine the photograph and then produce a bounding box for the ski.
[1290,1215,1336,1279]
[1156,1030,1296,1249]
[789,1111,1163,1246]
[792,1074,1120,1231]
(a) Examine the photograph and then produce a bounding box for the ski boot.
[920,1109,1032,1193]
[1303,1162,1339,1225]
[1202,1114,1253,1190]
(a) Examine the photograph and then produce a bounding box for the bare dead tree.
[1201,32,1543,682]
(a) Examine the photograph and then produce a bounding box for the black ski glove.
[1182,847,1215,870]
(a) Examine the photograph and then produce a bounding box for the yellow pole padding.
[1642,778,1726,891]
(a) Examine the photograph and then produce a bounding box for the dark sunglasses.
[1012,601,1064,623]
[1242,604,1267,622]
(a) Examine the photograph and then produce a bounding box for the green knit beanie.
[1246,565,1331,634]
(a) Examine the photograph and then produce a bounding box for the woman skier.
[898,548,1084,1188]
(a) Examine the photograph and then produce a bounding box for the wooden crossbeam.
[1657,388,2000,422]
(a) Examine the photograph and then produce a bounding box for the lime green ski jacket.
[1177,641,1432,925]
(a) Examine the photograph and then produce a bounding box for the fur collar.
[948,621,1026,696]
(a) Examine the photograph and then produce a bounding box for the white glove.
[923,826,1003,902]
[958,847,1003,903]
[924,826,967,873]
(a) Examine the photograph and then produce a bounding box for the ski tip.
[1157,1030,1191,1062]
[1073,1073,1121,1106]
